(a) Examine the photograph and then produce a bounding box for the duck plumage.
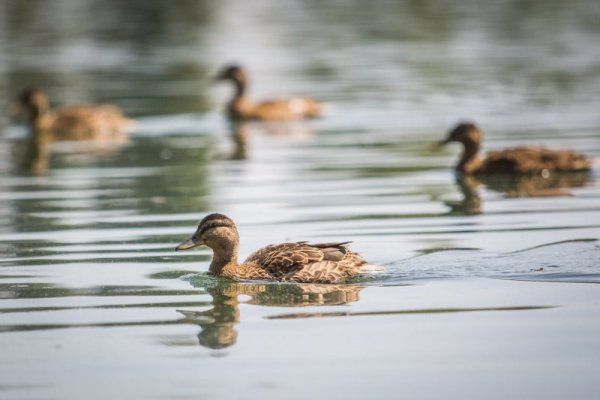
[481,147,591,174]
[176,213,373,283]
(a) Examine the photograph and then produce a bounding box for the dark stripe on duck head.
[198,213,234,225]
[197,214,236,235]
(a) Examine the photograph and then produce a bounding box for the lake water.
[1,1,600,399]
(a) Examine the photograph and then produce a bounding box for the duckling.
[439,122,592,174]
[15,88,135,141]
[214,64,322,121]
[175,213,374,283]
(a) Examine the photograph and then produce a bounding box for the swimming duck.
[214,65,322,121]
[175,213,374,283]
[15,88,135,141]
[439,122,592,174]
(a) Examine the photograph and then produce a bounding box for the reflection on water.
[444,175,483,215]
[13,130,131,175]
[180,278,363,349]
[478,171,592,198]
[225,121,316,160]
[228,123,250,161]
[445,172,593,215]
[19,130,51,174]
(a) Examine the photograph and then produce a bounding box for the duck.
[175,213,374,283]
[15,87,136,141]
[214,64,322,121]
[438,122,592,175]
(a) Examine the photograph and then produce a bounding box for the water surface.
[1,1,600,399]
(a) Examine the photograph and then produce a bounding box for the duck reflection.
[226,121,315,161]
[446,172,592,215]
[479,171,591,198]
[20,129,52,174]
[229,123,250,160]
[178,280,363,349]
[13,129,129,175]
[444,175,483,215]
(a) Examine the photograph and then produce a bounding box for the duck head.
[16,87,50,122]
[214,64,247,84]
[176,213,240,253]
[439,122,483,148]
[438,122,484,173]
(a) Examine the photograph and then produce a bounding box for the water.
[1,1,600,399]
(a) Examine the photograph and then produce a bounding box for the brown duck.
[175,213,375,283]
[439,122,592,174]
[214,65,322,121]
[15,88,135,141]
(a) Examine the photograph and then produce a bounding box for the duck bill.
[438,137,452,146]
[175,238,203,251]
[431,138,451,151]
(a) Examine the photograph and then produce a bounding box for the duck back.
[481,147,591,174]
[231,97,322,121]
[47,105,134,141]
[239,241,368,283]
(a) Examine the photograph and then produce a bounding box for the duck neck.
[209,242,239,276]
[28,103,48,125]
[232,77,246,101]
[228,79,253,119]
[457,140,481,174]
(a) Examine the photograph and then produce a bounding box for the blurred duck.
[15,87,135,141]
[176,213,376,283]
[214,64,322,121]
[439,122,591,174]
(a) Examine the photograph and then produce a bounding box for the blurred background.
[1,1,599,399]
[2,0,600,124]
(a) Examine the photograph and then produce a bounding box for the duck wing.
[244,241,351,276]
[483,147,591,174]
[51,105,133,140]
[252,97,322,120]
